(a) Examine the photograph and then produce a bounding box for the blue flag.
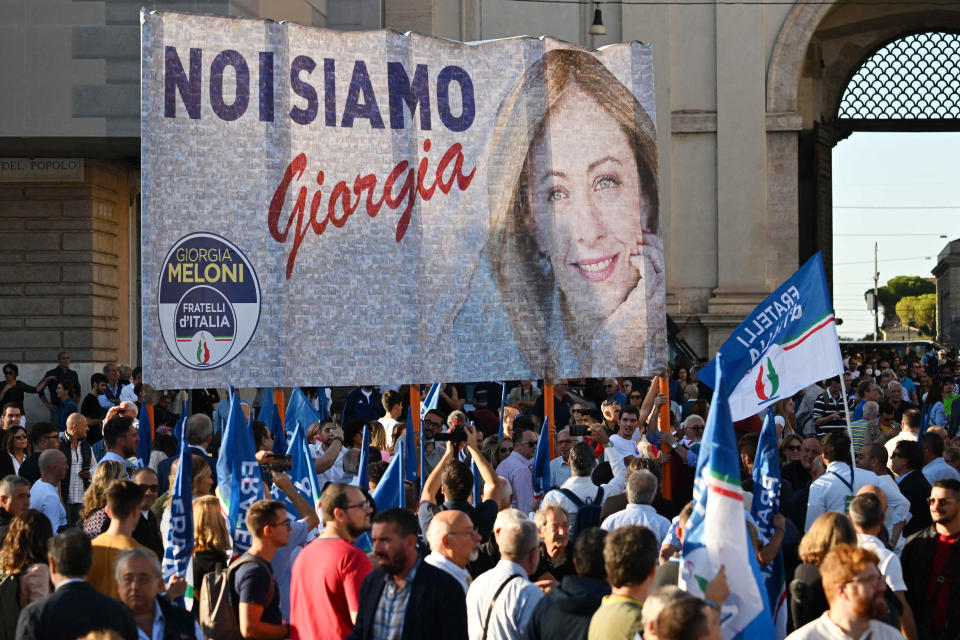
[498,381,507,441]
[216,387,263,553]
[162,425,193,584]
[137,402,153,469]
[372,437,406,511]
[752,409,788,637]
[531,417,552,498]
[285,387,321,434]
[317,387,330,422]
[698,253,843,421]
[404,409,418,483]
[355,425,371,490]
[680,356,776,639]
[419,384,440,491]
[278,420,323,518]
[258,389,288,454]
[173,399,188,443]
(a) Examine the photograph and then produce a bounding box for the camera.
[433,425,468,443]
[569,425,590,437]
[265,454,293,472]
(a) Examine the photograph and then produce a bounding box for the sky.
[831,131,960,340]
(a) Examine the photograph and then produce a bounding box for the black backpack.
[558,487,603,538]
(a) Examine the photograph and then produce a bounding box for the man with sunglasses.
[901,478,960,639]
[497,424,538,514]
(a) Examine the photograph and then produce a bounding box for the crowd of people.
[0,344,959,639]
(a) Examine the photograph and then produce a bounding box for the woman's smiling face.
[526,86,653,321]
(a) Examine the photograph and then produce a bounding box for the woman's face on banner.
[526,86,655,320]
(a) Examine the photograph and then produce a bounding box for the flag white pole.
[837,372,857,486]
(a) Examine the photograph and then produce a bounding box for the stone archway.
[765,3,960,289]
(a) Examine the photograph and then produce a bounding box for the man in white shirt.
[606,405,643,478]
[920,431,960,484]
[378,390,403,449]
[885,408,921,470]
[786,545,903,640]
[309,419,345,483]
[496,425,538,514]
[542,443,624,535]
[116,548,204,640]
[600,469,671,545]
[30,448,68,532]
[466,511,543,640]
[849,493,917,640]
[549,428,577,489]
[854,443,909,549]
[805,432,908,532]
[425,510,481,594]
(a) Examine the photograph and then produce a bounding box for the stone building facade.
[2,0,959,407]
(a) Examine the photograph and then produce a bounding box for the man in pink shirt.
[289,482,374,640]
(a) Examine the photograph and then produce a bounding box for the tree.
[866,275,936,320]
[895,293,936,336]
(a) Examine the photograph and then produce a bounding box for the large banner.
[141,11,666,388]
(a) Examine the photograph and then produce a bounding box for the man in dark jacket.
[349,508,467,640]
[523,527,611,640]
[902,478,960,640]
[16,529,139,640]
[116,548,201,639]
[891,440,933,537]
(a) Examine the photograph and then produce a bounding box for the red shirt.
[289,537,373,640]
[926,530,960,632]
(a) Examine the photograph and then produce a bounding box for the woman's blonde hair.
[80,460,127,520]
[193,495,230,553]
[774,399,797,436]
[798,511,856,566]
[169,455,212,497]
[369,421,387,450]
[486,48,660,375]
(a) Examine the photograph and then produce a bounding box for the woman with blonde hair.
[773,397,798,438]
[158,455,214,542]
[79,460,127,537]
[485,48,664,377]
[367,420,390,461]
[191,494,230,618]
[791,512,857,628]
[0,509,53,608]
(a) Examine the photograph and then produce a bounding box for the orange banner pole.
[274,389,286,426]
[146,404,155,440]
[544,382,556,458]
[410,385,421,473]
[659,376,673,500]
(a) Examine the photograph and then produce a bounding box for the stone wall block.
[0,232,60,252]
[0,266,60,283]
[0,201,61,218]
[0,297,59,315]
[0,330,61,349]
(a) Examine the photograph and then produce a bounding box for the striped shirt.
[372,558,420,640]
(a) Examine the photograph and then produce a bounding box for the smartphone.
[268,454,293,472]
[569,425,590,437]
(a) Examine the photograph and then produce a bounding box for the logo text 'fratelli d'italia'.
[158,233,260,370]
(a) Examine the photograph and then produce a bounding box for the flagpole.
[410,385,421,476]
[837,373,857,486]
[544,382,555,458]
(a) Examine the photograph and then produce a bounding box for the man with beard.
[290,483,373,640]
[786,544,901,639]
[349,508,468,640]
[425,510,482,594]
[901,478,960,639]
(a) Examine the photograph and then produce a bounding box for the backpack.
[199,554,275,640]
[0,573,20,640]
[558,487,604,538]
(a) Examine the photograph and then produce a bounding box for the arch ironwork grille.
[838,31,960,119]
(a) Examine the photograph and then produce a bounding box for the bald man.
[61,412,96,523]
[425,510,482,594]
[31,449,68,532]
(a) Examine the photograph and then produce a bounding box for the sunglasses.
[926,497,957,506]
[786,445,801,452]
[499,447,513,454]
[424,420,443,428]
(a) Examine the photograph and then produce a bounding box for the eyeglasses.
[572,409,584,414]
[138,484,160,492]
[926,497,957,506]
[521,440,537,447]
[344,502,370,511]
[786,445,801,452]
[2,370,13,376]
[424,420,443,428]
[269,519,292,528]
[499,447,513,454]
[843,573,884,588]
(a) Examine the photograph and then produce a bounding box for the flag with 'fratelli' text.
[699,253,843,421]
